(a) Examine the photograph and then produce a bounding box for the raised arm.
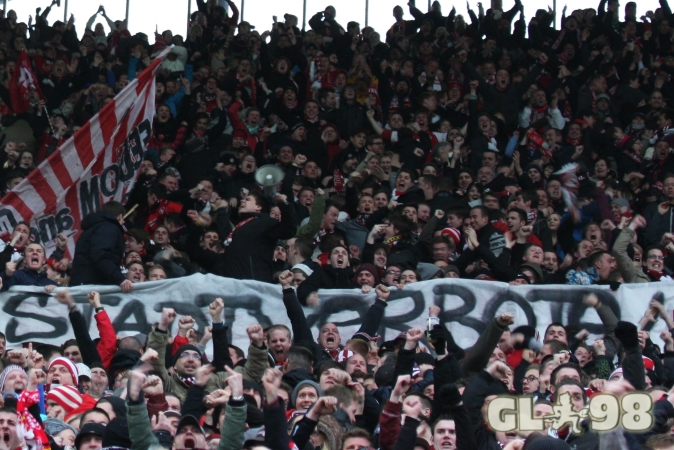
[261,369,291,450]
[54,290,102,367]
[460,313,513,374]
[279,271,318,346]
[353,285,390,340]
[218,368,247,450]
[209,298,234,371]
[89,291,117,370]
[126,367,161,450]
[147,308,177,388]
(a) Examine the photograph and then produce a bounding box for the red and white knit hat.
[440,227,462,246]
[46,385,82,412]
[335,349,354,363]
[48,357,79,386]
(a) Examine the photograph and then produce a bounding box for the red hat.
[440,227,462,246]
[366,83,380,105]
[643,356,655,371]
[65,394,97,422]
[48,357,79,386]
[320,122,338,133]
[232,128,248,139]
[448,83,463,95]
[46,385,82,412]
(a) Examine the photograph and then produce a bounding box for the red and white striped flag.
[9,50,44,115]
[0,49,168,257]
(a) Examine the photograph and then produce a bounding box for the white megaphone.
[255,164,285,197]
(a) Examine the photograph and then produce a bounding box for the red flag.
[0,48,169,257]
[9,50,44,114]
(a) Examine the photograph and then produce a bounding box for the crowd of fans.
[0,0,674,447]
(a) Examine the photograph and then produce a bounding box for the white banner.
[1,275,673,356]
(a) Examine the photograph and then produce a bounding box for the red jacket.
[227,100,259,149]
[145,199,184,233]
[96,310,119,371]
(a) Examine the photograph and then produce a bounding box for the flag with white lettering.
[9,50,44,114]
[0,49,168,257]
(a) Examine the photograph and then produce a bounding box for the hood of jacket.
[81,211,124,232]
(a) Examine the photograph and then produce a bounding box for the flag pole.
[187,0,192,37]
[302,0,306,30]
[43,106,57,136]
[365,0,369,26]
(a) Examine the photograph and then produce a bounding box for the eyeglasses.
[648,255,665,260]
[386,270,401,275]
[522,375,538,383]
[180,352,201,360]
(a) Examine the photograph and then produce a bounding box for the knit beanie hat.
[611,197,629,208]
[75,423,106,449]
[102,417,132,449]
[291,380,323,408]
[0,365,25,392]
[43,419,77,438]
[172,344,203,366]
[46,385,82,412]
[96,396,128,419]
[65,393,97,422]
[48,357,79,386]
[353,263,380,285]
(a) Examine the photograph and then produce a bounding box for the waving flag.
[9,50,45,114]
[0,49,169,257]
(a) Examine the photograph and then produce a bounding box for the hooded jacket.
[70,211,126,287]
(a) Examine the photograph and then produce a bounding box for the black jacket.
[70,211,126,286]
[297,265,359,305]
[221,202,297,283]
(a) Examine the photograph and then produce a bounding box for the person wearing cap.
[76,422,105,450]
[518,263,544,284]
[46,356,79,388]
[0,365,27,395]
[147,308,269,402]
[76,363,92,394]
[44,419,77,447]
[46,385,83,420]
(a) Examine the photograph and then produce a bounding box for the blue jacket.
[1,268,58,291]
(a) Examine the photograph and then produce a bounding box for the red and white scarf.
[224,216,257,246]
[313,228,334,248]
[333,168,345,193]
[17,390,50,450]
